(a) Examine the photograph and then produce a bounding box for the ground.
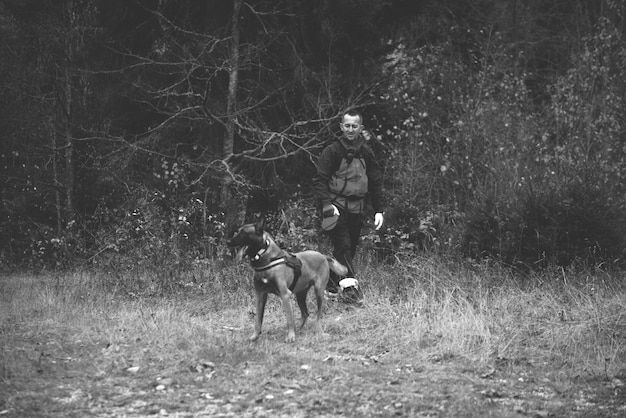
[2,298,624,418]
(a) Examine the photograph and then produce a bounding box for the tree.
[0,0,99,263]
[93,0,391,236]
[5,0,625,270]
[221,0,243,232]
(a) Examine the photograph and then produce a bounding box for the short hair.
[342,110,363,124]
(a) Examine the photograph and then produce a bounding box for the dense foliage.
[2,0,626,273]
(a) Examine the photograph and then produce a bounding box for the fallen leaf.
[281,382,302,390]
[222,326,242,331]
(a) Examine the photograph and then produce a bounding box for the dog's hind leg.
[314,286,325,322]
[250,291,267,342]
[295,291,309,330]
[313,275,326,323]
[315,265,330,321]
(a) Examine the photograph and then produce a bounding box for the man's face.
[340,114,362,141]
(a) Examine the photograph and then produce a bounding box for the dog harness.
[250,241,303,291]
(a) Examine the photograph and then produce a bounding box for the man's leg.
[346,212,363,264]
[326,212,353,291]
[342,212,364,303]
[329,211,362,276]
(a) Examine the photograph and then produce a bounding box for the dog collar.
[251,239,270,261]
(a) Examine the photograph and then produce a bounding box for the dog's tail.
[327,257,349,277]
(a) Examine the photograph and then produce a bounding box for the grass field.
[1,257,625,417]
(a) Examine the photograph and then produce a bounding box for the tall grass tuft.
[355,257,625,377]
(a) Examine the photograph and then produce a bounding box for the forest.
[2,0,626,273]
[2,2,626,415]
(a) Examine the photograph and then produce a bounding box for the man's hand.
[374,212,384,230]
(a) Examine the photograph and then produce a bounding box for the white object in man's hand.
[323,204,340,217]
[374,212,384,230]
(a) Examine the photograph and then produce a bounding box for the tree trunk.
[221,0,243,234]
[63,0,75,223]
[64,63,75,223]
[50,122,63,235]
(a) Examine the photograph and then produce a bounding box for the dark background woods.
[2,0,626,273]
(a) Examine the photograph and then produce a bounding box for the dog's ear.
[255,217,266,234]
[235,246,248,262]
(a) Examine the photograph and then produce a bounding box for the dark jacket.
[313,136,384,213]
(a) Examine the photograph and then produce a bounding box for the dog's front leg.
[280,290,296,343]
[250,291,267,342]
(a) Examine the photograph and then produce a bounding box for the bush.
[464,167,626,268]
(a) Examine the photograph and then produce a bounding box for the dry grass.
[1,261,624,375]
[1,259,625,416]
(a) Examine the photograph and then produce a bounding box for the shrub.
[464,164,626,268]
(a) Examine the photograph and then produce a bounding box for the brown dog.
[226,220,348,343]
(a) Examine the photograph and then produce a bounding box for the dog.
[226,220,348,343]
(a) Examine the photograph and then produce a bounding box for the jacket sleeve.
[364,146,385,213]
[313,144,337,209]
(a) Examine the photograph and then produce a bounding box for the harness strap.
[253,257,287,272]
[253,254,302,291]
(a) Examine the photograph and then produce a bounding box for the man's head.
[340,111,363,141]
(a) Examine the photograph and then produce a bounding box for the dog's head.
[226,220,267,260]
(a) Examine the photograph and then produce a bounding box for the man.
[313,110,385,303]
